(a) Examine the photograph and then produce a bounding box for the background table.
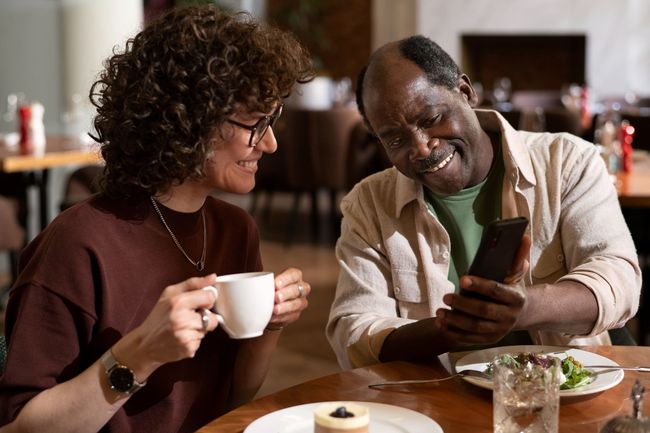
[617,154,650,207]
[616,153,650,344]
[0,135,101,231]
[197,346,650,433]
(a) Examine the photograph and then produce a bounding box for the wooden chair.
[252,108,318,244]
[0,195,24,300]
[253,107,362,244]
[345,120,391,190]
[59,165,103,212]
[309,107,362,230]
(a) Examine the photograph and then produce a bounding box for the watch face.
[109,366,135,393]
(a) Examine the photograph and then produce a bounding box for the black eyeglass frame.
[225,105,284,148]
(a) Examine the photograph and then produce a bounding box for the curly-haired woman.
[0,6,314,432]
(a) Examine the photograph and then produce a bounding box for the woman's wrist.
[111,332,160,382]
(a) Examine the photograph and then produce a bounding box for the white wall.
[0,0,142,134]
[61,0,143,108]
[372,0,650,99]
[0,0,142,230]
[372,0,417,51]
[0,0,62,133]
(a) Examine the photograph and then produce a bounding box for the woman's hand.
[112,274,219,380]
[265,268,310,331]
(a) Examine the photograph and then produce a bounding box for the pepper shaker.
[600,380,650,433]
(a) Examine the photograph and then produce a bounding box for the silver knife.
[583,365,650,372]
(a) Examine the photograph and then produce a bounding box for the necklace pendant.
[151,197,207,272]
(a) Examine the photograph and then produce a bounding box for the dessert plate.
[244,401,443,433]
[454,345,624,398]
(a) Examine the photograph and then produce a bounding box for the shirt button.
[442,251,450,261]
[394,286,401,294]
[557,254,564,262]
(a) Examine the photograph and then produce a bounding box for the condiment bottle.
[620,120,635,173]
[600,380,650,433]
[29,102,46,156]
[18,104,32,155]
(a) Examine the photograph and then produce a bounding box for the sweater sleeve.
[0,283,95,424]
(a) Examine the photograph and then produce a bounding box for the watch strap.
[100,348,147,394]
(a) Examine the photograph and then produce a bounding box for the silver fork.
[368,369,491,388]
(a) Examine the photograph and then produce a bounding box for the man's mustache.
[415,146,454,172]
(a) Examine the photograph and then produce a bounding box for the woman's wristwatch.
[100,348,147,395]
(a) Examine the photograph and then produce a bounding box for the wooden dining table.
[617,156,650,207]
[197,345,650,433]
[0,135,100,173]
[0,135,101,231]
[614,146,650,207]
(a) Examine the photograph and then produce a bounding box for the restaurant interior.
[1,0,650,431]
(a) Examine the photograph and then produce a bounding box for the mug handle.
[202,286,235,337]
[202,286,219,314]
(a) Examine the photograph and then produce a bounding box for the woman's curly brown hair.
[90,5,314,198]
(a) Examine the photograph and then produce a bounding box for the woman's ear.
[458,74,479,108]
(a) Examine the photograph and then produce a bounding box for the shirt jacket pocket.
[391,269,428,318]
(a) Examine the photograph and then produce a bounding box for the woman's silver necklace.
[150,196,207,271]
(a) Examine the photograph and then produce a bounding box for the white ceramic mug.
[203,271,275,339]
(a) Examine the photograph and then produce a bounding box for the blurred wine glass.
[61,93,93,145]
[332,77,353,107]
[1,92,26,148]
[492,77,512,108]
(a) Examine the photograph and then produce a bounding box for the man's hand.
[434,234,531,345]
[435,276,526,344]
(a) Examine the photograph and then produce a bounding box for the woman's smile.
[236,159,259,171]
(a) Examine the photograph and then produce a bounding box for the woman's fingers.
[268,268,310,329]
[137,276,223,364]
[163,274,217,297]
[275,268,303,290]
[274,268,310,303]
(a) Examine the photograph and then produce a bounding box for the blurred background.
[1,0,649,396]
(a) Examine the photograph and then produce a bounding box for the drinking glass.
[493,355,561,433]
[492,77,512,105]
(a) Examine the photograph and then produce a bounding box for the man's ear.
[458,74,479,108]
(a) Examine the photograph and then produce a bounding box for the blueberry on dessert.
[314,402,370,433]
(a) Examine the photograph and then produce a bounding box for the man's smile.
[418,148,456,173]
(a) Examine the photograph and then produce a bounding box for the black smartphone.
[461,216,529,299]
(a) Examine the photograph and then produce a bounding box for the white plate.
[455,345,624,398]
[244,401,443,433]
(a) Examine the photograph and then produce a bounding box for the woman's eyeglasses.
[226,105,283,148]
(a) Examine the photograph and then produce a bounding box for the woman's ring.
[297,284,305,298]
[200,308,210,333]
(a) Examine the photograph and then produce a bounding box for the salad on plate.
[485,352,594,390]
